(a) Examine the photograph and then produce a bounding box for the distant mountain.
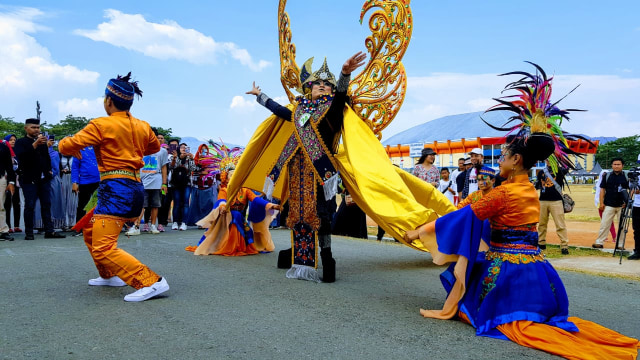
[176,136,242,154]
[589,136,617,145]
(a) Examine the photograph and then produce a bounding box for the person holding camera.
[13,118,65,240]
[593,157,628,249]
[535,159,569,254]
[169,142,195,231]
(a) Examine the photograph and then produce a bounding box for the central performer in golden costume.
[227,0,455,282]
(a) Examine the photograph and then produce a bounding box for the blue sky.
[1,1,639,145]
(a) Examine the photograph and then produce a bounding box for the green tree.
[0,115,26,138]
[155,126,173,138]
[1,114,172,141]
[42,115,92,139]
[595,135,640,168]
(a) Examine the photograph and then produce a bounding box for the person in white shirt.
[437,167,456,204]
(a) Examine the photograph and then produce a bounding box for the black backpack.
[171,165,190,188]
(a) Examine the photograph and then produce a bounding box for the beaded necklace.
[295,94,333,127]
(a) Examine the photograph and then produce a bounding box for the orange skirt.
[211,225,258,256]
[457,311,639,359]
[497,317,639,359]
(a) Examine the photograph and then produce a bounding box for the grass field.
[564,184,601,221]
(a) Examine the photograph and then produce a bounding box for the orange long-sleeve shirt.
[59,111,160,181]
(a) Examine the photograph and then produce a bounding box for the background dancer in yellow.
[187,142,279,256]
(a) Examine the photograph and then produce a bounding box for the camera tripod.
[613,186,637,264]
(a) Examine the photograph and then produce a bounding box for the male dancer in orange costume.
[59,73,169,302]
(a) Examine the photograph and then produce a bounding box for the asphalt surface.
[1,229,638,360]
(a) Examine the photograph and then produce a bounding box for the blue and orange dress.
[189,184,275,256]
[417,174,639,359]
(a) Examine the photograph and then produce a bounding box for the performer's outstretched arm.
[246,82,292,120]
[324,52,366,132]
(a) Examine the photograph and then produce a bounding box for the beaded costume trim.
[268,134,299,184]
[291,96,339,183]
[293,95,333,126]
[491,222,538,231]
[285,152,320,231]
[485,251,545,264]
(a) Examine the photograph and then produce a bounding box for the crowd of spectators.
[5,117,639,263]
[0,119,219,241]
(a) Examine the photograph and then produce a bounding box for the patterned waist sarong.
[487,228,544,263]
[95,178,144,219]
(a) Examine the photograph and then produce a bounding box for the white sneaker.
[171,222,179,230]
[88,276,127,287]
[179,223,187,231]
[149,224,160,234]
[125,226,140,236]
[123,277,169,302]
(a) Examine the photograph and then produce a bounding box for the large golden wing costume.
[279,0,412,140]
[350,0,412,139]
[278,0,300,103]
[226,0,455,251]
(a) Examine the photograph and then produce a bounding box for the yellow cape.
[227,104,456,251]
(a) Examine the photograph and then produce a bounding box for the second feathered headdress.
[484,61,591,173]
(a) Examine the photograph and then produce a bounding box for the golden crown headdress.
[297,57,336,95]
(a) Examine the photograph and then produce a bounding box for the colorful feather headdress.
[484,61,591,174]
[194,140,243,178]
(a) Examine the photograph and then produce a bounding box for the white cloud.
[229,95,289,112]
[75,9,270,71]
[56,97,104,119]
[0,7,99,90]
[229,95,257,111]
[382,72,640,139]
[467,98,495,110]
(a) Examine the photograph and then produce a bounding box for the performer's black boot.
[320,247,336,283]
[277,248,292,269]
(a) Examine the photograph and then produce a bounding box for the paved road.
[1,229,638,359]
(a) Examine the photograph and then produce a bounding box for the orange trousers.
[83,215,159,289]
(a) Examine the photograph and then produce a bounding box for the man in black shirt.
[535,160,569,254]
[13,118,65,240]
[593,157,628,248]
